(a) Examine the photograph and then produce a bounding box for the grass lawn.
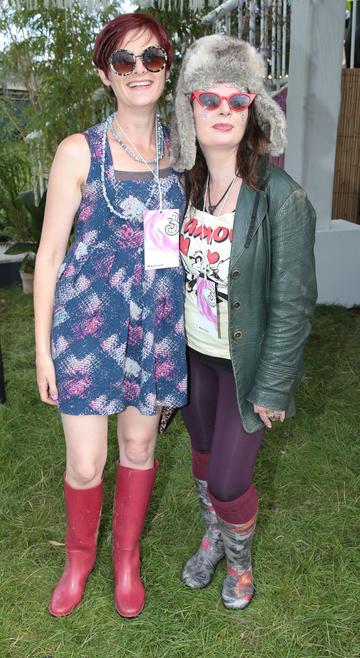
[0,286,359,658]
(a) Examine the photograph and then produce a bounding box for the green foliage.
[0,0,117,159]
[4,189,47,272]
[0,141,31,242]
[0,0,117,252]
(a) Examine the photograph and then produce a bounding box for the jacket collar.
[231,181,268,259]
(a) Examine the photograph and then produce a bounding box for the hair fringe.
[92,12,173,75]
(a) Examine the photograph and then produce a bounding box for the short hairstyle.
[92,12,173,75]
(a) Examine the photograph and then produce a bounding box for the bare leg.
[117,405,160,468]
[62,413,108,488]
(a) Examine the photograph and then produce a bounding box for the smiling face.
[192,83,249,153]
[98,28,169,111]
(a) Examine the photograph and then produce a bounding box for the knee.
[207,473,249,502]
[121,434,155,468]
[66,459,104,488]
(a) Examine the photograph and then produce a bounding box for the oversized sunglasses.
[190,90,256,112]
[109,46,168,76]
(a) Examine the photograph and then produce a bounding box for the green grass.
[0,286,359,658]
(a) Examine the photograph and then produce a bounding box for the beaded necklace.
[111,114,164,165]
[100,114,161,219]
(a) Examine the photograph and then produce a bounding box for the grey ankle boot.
[182,478,225,589]
[217,514,256,609]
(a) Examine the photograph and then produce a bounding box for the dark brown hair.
[189,106,270,206]
[92,12,173,76]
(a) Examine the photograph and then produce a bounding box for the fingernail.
[51,394,58,401]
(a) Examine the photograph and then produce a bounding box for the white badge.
[197,278,218,337]
[143,208,180,270]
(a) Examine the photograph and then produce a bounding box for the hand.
[36,353,59,406]
[253,404,285,429]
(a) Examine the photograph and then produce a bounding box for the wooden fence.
[332,68,360,223]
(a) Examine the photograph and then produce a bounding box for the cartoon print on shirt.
[189,250,205,273]
[181,211,232,304]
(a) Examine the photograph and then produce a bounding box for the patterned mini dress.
[51,119,187,416]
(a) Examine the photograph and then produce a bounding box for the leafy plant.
[4,189,47,273]
[0,1,116,163]
[0,142,31,242]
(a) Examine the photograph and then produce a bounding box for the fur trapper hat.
[170,34,287,171]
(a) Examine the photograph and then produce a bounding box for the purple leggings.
[181,350,264,502]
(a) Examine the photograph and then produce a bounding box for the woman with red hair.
[34,13,187,618]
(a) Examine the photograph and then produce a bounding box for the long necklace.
[206,175,237,215]
[111,114,164,165]
[116,117,163,209]
[100,115,161,219]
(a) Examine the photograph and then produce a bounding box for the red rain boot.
[112,460,158,618]
[48,478,103,617]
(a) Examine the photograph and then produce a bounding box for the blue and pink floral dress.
[51,120,187,416]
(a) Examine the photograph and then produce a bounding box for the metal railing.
[345,0,359,68]
[202,0,291,89]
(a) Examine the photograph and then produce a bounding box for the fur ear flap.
[170,63,197,171]
[253,93,287,156]
[169,112,181,169]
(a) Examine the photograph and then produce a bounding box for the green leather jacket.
[228,165,317,432]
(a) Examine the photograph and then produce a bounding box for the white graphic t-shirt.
[180,204,234,359]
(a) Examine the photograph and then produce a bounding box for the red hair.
[92,12,173,75]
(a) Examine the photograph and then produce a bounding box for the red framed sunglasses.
[190,90,256,112]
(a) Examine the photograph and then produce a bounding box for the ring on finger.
[268,412,276,421]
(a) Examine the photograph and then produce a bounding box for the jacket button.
[233,330,243,340]
[232,300,241,310]
[231,269,240,279]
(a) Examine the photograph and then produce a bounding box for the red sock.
[191,448,209,481]
[209,484,258,524]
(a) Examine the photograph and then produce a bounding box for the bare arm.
[34,133,90,405]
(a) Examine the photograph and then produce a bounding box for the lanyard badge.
[111,114,180,270]
[144,208,180,270]
[196,277,218,337]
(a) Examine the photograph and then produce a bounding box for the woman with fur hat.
[171,35,317,610]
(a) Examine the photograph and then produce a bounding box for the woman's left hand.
[253,404,285,429]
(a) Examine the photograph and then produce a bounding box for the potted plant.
[4,189,47,294]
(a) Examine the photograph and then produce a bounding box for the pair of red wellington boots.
[48,460,158,618]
